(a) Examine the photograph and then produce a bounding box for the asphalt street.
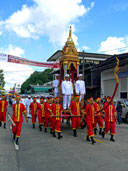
[0,107,128,171]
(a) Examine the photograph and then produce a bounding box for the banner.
[0,53,60,68]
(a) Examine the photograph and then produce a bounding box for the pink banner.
[8,55,60,68]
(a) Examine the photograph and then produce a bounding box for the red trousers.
[31,113,37,124]
[0,112,6,123]
[38,112,45,125]
[12,122,22,137]
[104,121,115,135]
[94,116,103,129]
[86,119,94,137]
[72,117,81,130]
[44,118,52,128]
[52,119,61,132]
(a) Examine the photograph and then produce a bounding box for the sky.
[0,0,128,90]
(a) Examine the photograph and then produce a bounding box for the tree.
[0,70,5,88]
[21,69,53,94]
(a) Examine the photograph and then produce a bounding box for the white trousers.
[26,106,31,117]
[79,94,84,102]
[63,95,71,109]
[54,92,59,98]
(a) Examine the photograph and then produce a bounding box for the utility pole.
[82,50,85,81]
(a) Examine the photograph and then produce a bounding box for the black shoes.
[110,135,115,142]
[4,123,6,129]
[86,135,91,142]
[13,134,16,141]
[73,129,77,137]
[58,133,63,139]
[53,131,56,137]
[16,138,19,145]
[44,128,47,133]
[0,121,2,127]
[50,128,53,134]
[33,124,35,129]
[39,125,42,131]
[99,128,102,135]
[94,128,97,135]
[91,137,96,145]
[102,131,105,138]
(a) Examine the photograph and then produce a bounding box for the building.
[13,83,21,93]
[93,53,128,100]
[26,84,52,96]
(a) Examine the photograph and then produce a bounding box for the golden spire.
[67,25,73,42]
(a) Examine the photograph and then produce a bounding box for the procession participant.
[102,97,117,142]
[75,74,86,102]
[12,95,28,145]
[84,97,96,144]
[21,95,26,106]
[53,74,60,98]
[0,94,8,129]
[44,97,53,133]
[29,97,39,128]
[69,95,81,137]
[94,97,103,135]
[25,96,31,118]
[51,97,63,139]
[38,97,45,131]
[61,74,73,110]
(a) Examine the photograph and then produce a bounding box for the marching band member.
[44,97,53,133]
[12,95,28,145]
[38,97,45,131]
[61,74,73,109]
[84,97,96,144]
[102,97,117,142]
[29,97,39,128]
[75,74,86,102]
[0,94,8,129]
[69,95,81,137]
[53,74,60,98]
[51,97,63,139]
[94,97,103,135]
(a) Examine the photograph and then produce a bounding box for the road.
[0,107,128,171]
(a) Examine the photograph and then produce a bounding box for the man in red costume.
[0,94,8,129]
[12,95,28,145]
[44,97,53,133]
[84,97,96,144]
[69,95,81,137]
[38,97,45,131]
[102,97,117,142]
[29,97,39,128]
[51,97,63,139]
[94,97,103,135]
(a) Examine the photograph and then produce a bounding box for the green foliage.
[21,69,53,93]
[0,69,5,88]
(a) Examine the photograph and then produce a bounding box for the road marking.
[94,138,103,144]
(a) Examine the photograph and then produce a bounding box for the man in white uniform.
[53,74,60,98]
[61,74,73,109]
[75,74,86,102]
[25,96,31,118]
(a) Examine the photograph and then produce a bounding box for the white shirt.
[53,79,59,93]
[75,80,86,95]
[61,80,73,95]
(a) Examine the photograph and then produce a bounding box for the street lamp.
[82,50,85,81]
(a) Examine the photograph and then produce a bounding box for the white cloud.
[98,36,128,55]
[0,45,34,90]
[82,45,90,51]
[0,44,24,56]
[0,31,2,36]
[0,0,94,46]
